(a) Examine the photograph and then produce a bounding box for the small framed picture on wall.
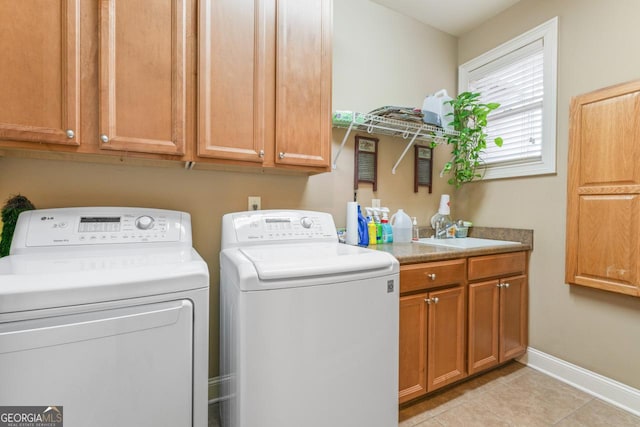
[354,135,379,191]
[414,144,433,193]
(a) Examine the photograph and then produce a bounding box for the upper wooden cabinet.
[274,0,332,168]
[197,0,268,163]
[0,0,80,145]
[99,0,187,155]
[0,0,331,172]
[567,80,640,296]
[197,0,332,170]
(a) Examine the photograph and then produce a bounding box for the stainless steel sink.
[415,237,521,249]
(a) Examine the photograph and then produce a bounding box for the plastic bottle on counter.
[372,208,383,245]
[391,209,412,243]
[430,195,454,239]
[380,208,393,243]
[357,205,369,247]
[411,216,420,241]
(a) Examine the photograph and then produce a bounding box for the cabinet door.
[197,0,267,162]
[426,286,466,392]
[0,0,80,145]
[274,0,331,168]
[567,81,640,296]
[468,280,500,375]
[500,275,528,361]
[398,293,427,404]
[99,0,186,155]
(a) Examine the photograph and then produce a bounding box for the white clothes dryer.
[220,210,399,427]
[0,207,209,427]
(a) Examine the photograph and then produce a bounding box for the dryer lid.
[238,243,395,281]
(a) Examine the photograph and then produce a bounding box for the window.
[459,17,558,180]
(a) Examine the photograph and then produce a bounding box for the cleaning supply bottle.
[411,216,420,241]
[368,217,377,246]
[391,209,412,243]
[357,205,369,246]
[365,208,376,245]
[430,195,454,239]
[380,208,393,243]
[372,208,383,245]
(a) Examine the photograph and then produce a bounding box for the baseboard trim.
[520,347,640,417]
[208,375,232,404]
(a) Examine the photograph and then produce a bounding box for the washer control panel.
[12,207,189,250]
[222,210,338,248]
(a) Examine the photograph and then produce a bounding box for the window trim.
[458,16,558,180]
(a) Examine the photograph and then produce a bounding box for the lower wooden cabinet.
[468,252,528,376]
[398,260,467,404]
[399,251,529,404]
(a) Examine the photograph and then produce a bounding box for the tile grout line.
[550,396,594,426]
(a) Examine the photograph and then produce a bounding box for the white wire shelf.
[331,112,459,174]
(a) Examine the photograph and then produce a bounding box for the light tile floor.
[208,361,640,426]
[399,362,640,426]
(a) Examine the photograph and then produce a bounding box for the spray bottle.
[430,195,454,239]
[365,208,376,246]
[380,208,393,243]
[372,208,383,245]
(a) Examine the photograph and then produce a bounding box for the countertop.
[370,227,533,265]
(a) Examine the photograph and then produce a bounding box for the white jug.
[391,209,412,243]
[422,89,454,131]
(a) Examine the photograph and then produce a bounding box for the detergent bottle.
[391,209,412,243]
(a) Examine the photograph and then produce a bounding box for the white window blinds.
[468,39,544,166]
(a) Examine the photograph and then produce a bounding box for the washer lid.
[238,243,395,281]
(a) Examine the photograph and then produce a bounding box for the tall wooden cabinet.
[198,0,332,170]
[99,0,187,155]
[567,80,640,296]
[398,259,467,404]
[0,0,80,145]
[467,252,528,375]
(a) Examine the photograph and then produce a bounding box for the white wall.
[457,0,640,389]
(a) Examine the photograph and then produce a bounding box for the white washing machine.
[0,207,209,427]
[219,210,399,427]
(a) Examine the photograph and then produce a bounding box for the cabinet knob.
[427,273,436,280]
[100,134,109,143]
[66,129,75,139]
[259,150,265,158]
[432,297,439,304]
[497,283,503,288]
[279,152,285,159]
[424,297,431,304]
[504,283,510,288]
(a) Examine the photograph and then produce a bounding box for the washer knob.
[300,217,313,229]
[135,215,155,230]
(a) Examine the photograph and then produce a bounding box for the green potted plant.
[436,91,503,187]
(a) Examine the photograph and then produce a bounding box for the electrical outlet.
[248,196,261,211]
[372,199,381,208]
